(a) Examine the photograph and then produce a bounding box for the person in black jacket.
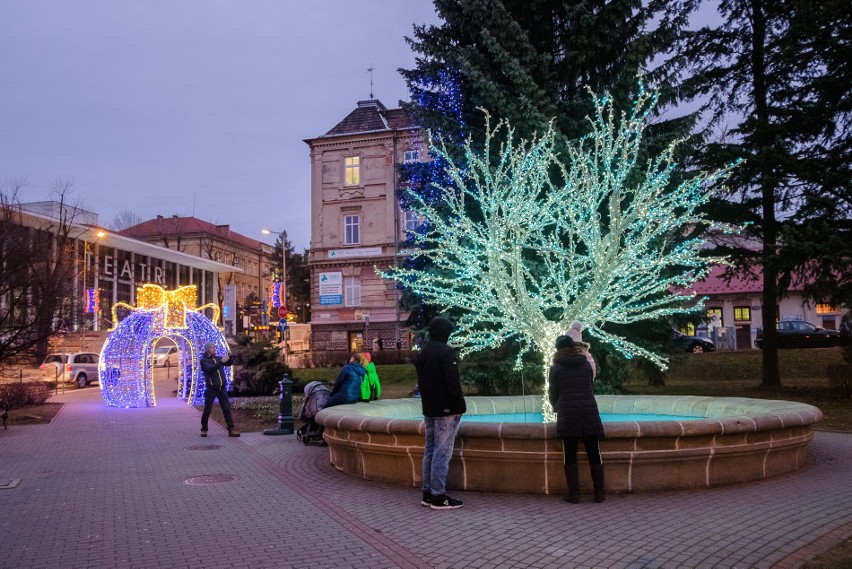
[548,334,605,503]
[199,342,239,438]
[414,317,466,510]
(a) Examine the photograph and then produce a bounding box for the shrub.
[0,381,52,409]
[229,335,291,396]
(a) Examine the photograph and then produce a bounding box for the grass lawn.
[627,348,852,432]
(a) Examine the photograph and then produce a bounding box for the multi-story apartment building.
[123,216,276,331]
[304,99,422,352]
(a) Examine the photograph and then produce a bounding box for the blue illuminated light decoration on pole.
[99,284,229,408]
[85,289,99,313]
[381,83,740,420]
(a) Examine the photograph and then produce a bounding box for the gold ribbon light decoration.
[111,284,221,330]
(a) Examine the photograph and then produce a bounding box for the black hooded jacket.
[547,346,604,438]
[414,318,467,417]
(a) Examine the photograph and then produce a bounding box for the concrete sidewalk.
[0,387,850,569]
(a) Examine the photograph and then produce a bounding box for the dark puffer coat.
[547,346,604,438]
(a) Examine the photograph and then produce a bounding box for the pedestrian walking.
[199,342,239,437]
[414,317,466,510]
[548,334,605,503]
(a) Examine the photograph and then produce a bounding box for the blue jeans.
[422,414,461,496]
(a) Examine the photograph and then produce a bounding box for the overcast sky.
[0,1,441,250]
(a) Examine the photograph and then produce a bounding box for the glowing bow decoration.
[111,284,221,330]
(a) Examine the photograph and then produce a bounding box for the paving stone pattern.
[0,386,850,569]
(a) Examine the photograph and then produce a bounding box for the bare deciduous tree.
[0,179,82,366]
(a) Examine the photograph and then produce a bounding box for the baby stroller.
[296,381,331,445]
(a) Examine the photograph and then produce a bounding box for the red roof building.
[123,216,276,335]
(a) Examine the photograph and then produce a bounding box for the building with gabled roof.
[304,99,423,353]
[685,264,847,349]
[123,215,276,334]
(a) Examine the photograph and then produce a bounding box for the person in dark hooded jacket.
[414,317,467,510]
[325,353,367,408]
[548,334,605,503]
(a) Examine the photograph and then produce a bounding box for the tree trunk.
[751,0,782,387]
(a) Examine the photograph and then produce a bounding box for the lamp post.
[261,228,287,358]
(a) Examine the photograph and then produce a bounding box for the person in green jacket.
[360,352,381,402]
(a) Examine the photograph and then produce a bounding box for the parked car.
[40,352,99,388]
[151,346,179,368]
[672,331,715,353]
[755,320,840,349]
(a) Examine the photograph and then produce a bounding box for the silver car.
[40,352,100,388]
[151,346,179,368]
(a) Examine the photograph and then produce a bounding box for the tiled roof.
[688,264,806,295]
[323,100,418,137]
[122,216,264,251]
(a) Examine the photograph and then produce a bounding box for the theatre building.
[11,202,237,334]
[304,99,423,352]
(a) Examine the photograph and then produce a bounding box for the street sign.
[278,306,287,319]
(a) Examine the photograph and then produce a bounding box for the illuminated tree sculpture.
[382,86,737,418]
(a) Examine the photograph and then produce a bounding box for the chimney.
[157,215,163,219]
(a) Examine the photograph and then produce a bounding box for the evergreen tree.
[273,231,311,323]
[670,0,851,387]
[397,0,698,342]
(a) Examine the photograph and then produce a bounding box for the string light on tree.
[382,83,739,420]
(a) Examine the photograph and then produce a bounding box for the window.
[816,304,840,314]
[344,156,360,186]
[403,150,420,164]
[734,306,751,322]
[707,308,723,325]
[403,210,420,234]
[344,276,361,307]
[344,215,360,245]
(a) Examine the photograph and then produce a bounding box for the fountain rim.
[315,394,823,439]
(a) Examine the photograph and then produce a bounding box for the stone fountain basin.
[315,395,822,494]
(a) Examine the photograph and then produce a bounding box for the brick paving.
[0,383,850,569]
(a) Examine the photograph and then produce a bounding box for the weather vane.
[367,65,375,99]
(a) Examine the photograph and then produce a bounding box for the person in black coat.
[413,317,467,510]
[199,341,239,437]
[548,334,605,503]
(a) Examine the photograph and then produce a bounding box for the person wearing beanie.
[326,353,367,408]
[564,321,597,380]
[199,342,239,437]
[414,316,467,510]
[548,334,605,503]
[360,352,381,402]
[566,320,584,342]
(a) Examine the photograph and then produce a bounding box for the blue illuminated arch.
[99,285,229,408]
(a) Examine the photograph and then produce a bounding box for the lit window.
[403,150,420,164]
[734,306,751,321]
[344,156,360,186]
[344,215,360,245]
[707,308,723,325]
[816,304,840,314]
[403,210,420,234]
[345,276,361,307]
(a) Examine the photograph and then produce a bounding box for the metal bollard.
[263,373,294,435]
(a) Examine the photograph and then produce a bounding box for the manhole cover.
[184,444,222,451]
[184,474,237,486]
